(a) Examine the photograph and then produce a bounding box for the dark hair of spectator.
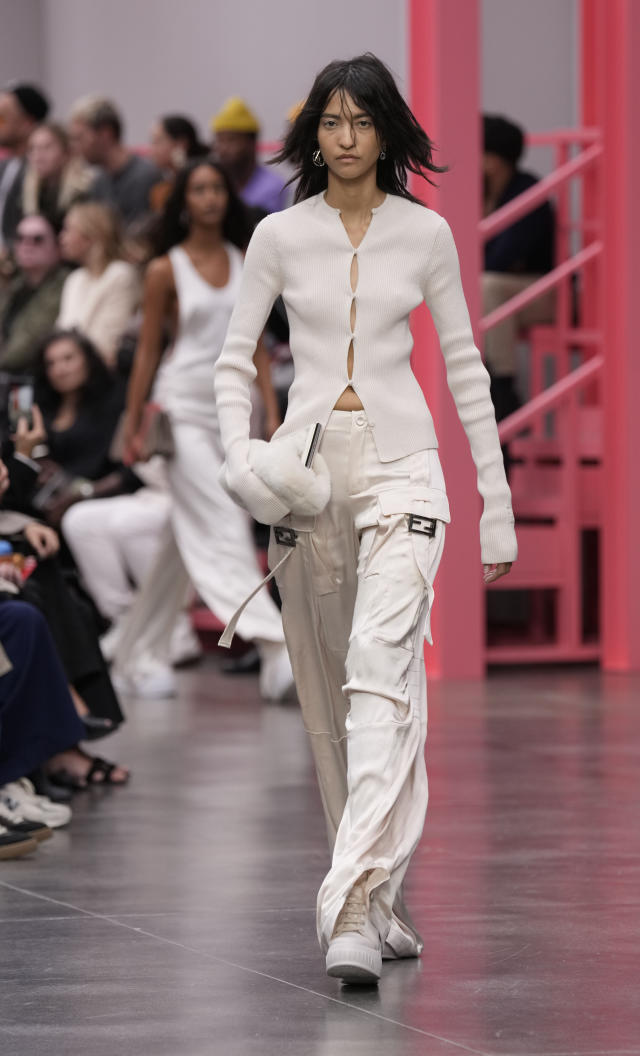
[34,328,115,415]
[154,157,251,256]
[161,115,208,158]
[273,52,449,205]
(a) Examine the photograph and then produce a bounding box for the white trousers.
[267,410,446,952]
[114,420,285,674]
[62,488,172,622]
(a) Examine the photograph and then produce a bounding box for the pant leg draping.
[114,421,284,675]
[166,422,285,645]
[62,490,172,622]
[268,411,446,953]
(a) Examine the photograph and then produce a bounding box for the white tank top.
[154,242,243,427]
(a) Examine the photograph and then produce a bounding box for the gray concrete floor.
[1,659,639,1056]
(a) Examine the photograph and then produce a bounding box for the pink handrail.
[480,240,603,331]
[479,140,602,242]
[498,354,603,442]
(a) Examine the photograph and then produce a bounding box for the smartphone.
[301,423,322,468]
[8,381,34,432]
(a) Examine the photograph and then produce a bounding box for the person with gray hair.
[68,96,161,225]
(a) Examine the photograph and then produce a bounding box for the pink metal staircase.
[481,131,605,663]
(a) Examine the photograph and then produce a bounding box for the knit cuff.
[479,504,518,565]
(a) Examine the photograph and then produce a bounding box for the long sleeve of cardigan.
[214,218,280,460]
[422,217,517,562]
[213,217,288,523]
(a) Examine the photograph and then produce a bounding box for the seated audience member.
[482,114,556,420]
[0,497,127,762]
[57,202,141,366]
[148,114,208,212]
[0,214,69,373]
[211,97,287,215]
[68,96,162,225]
[0,82,50,251]
[62,457,202,669]
[0,597,82,858]
[22,122,101,226]
[32,329,141,525]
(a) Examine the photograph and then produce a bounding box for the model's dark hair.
[273,52,449,204]
[160,114,208,159]
[34,328,115,415]
[154,157,251,256]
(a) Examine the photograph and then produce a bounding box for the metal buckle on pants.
[274,525,297,548]
[408,514,437,538]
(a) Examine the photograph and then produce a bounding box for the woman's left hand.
[483,562,512,583]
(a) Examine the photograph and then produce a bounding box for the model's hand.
[0,458,9,497]
[483,562,512,583]
[12,404,46,458]
[24,521,60,559]
[121,413,145,466]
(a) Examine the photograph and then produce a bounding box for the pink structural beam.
[409,0,484,679]
[582,0,640,671]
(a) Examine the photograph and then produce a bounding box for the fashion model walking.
[118,158,293,699]
[214,54,516,984]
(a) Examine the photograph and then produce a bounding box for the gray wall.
[482,0,580,177]
[38,0,408,145]
[2,0,578,170]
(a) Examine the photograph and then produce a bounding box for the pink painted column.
[409,0,484,678]
[585,0,640,670]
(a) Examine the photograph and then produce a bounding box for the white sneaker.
[113,659,177,699]
[257,641,295,700]
[169,614,203,667]
[326,874,383,984]
[1,779,72,829]
[99,623,122,663]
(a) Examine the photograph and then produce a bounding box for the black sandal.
[85,756,130,786]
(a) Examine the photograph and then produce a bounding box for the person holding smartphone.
[214,54,516,985]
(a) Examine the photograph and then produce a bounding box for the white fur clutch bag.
[221,429,331,525]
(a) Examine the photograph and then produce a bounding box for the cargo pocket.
[376,487,449,645]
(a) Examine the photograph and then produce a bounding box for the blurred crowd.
[0,81,294,862]
[0,79,555,863]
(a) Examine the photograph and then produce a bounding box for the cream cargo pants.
[267,410,448,953]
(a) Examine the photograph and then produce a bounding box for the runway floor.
[1,657,639,1056]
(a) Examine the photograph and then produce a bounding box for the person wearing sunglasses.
[0,213,69,374]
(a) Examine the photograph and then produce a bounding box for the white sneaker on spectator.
[113,659,177,699]
[0,780,71,829]
[99,623,122,664]
[169,614,203,667]
[103,616,201,669]
[257,641,295,701]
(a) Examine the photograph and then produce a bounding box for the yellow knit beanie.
[211,98,260,134]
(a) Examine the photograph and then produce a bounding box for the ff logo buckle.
[274,526,297,548]
[408,514,437,538]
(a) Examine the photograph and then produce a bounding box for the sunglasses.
[15,233,47,246]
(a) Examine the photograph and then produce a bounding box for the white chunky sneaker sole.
[326,938,382,984]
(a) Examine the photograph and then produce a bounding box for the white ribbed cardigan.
[214,191,517,563]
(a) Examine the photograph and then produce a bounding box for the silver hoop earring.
[312,149,326,168]
[379,149,387,161]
